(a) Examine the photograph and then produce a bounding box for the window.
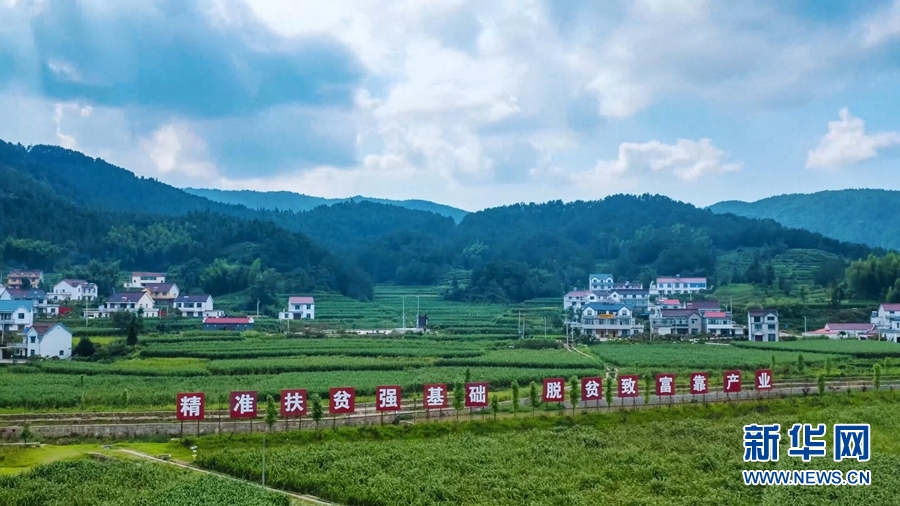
[30,336,35,344]
[767,334,776,342]
[306,304,311,309]
[30,350,35,356]
[767,324,776,330]
[59,350,64,357]
[18,312,24,319]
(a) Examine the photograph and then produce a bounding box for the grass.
[0,444,103,475]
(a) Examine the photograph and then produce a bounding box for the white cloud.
[52,102,78,149]
[862,0,900,47]
[587,138,743,182]
[140,123,218,179]
[806,108,900,170]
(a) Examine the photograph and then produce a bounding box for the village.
[1,267,898,363]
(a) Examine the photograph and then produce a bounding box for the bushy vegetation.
[0,458,289,505]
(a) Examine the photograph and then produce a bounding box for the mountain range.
[709,189,900,250]
[183,188,468,223]
[0,138,883,308]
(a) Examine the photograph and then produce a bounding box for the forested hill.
[0,139,883,305]
[710,189,900,250]
[184,188,469,223]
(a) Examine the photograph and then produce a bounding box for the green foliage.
[568,376,578,415]
[817,374,826,397]
[126,315,139,349]
[847,252,900,300]
[453,381,464,421]
[590,343,833,370]
[735,340,900,359]
[0,458,288,505]
[874,364,882,391]
[529,381,540,412]
[604,378,612,407]
[797,354,806,374]
[310,394,323,430]
[21,424,32,445]
[265,394,278,431]
[72,338,96,358]
[490,394,499,420]
[510,381,520,418]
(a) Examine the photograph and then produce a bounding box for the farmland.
[0,458,290,505]
[194,394,900,506]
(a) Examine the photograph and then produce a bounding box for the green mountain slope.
[184,188,469,223]
[709,189,900,250]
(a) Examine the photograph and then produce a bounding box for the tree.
[643,375,651,406]
[510,380,520,418]
[265,394,278,431]
[797,354,806,375]
[874,364,882,391]
[817,374,825,397]
[529,381,540,416]
[605,378,613,411]
[21,424,33,446]
[73,337,96,358]
[464,368,472,385]
[568,376,579,415]
[310,394,323,432]
[490,394,499,421]
[126,315,139,349]
[111,310,133,331]
[452,381,464,422]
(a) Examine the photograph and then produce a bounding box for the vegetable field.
[733,339,900,358]
[197,396,900,506]
[0,458,289,506]
[590,343,836,370]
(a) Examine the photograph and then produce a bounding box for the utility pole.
[543,317,547,339]
[416,295,420,329]
[803,316,807,334]
[261,436,266,487]
[256,299,260,318]
[402,296,406,330]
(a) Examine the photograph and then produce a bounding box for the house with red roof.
[803,322,878,340]
[279,296,315,320]
[871,303,900,341]
[7,322,73,359]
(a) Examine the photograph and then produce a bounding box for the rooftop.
[881,303,900,311]
[8,269,42,277]
[289,296,315,305]
[175,294,211,303]
[132,272,165,277]
[204,317,252,324]
[144,283,176,292]
[748,309,778,317]
[657,276,707,283]
[0,300,33,311]
[108,292,148,303]
[60,279,96,289]
[825,323,877,332]
[6,288,47,299]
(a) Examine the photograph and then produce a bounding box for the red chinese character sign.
[376,385,402,412]
[655,374,676,396]
[230,391,257,419]
[330,387,355,414]
[280,389,307,417]
[724,370,742,393]
[618,375,639,398]
[176,392,204,421]
[423,384,447,410]
[581,377,602,401]
[689,372,709,394]
[543,378,565,403]
[755,369,773,391]
[465,382,489,408]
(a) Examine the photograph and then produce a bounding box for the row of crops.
[0,458,289,506]
[196,399,900,506]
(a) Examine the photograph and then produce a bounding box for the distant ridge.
[709,189,900,250]
[183,188,469,223]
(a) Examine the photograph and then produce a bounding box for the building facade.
[203,316,254,331]
[51,279,98,302]
[173,294,220,318]
[10,323,73,359]
[0,300,34,334]
[748,310,779,342]
[652,276,708,296]
[6,270,43,289]
[279,296,315,320]
[577,303,644,339]
[124,272,166,289]
[5,288,59,316]
[588,274,615,292]
[89,292,159,318]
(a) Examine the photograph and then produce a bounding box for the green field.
[195,394,900,506]
[733,340,900,358]
[0,458,290,505]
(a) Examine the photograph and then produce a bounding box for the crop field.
[0,458,289,505]
[196,395,900,506]
[732,339,900,358]
[589,343,836,371]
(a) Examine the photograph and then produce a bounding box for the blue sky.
[1,0,899,211]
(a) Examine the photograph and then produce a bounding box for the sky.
[1,0,899,212]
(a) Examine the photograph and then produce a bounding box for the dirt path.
[116,448,339,506]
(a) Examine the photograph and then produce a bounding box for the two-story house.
[124,272,166,289]
[578,303,644,339]
[279,296,315,320]
[51,279,98,302]
[608,288,650,310]
[173,294,222,318]
[91,292,159,318]
[657,299,683,310]
[651,275,708,296]
[748,310,779,342]
[5,288,59,316]
[564,290,612,311]
[872,303,900,341]
[6,270,43,289]
[8,322,73,359]
[588,274,615,292]
[651,309,704,335]
[143,283,180,304]
[0,299,34,334]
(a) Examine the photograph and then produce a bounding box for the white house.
[577,303,644,339]
[11,322,73,359]
[652,276,708,296]
[124,271,166,288]
[564,290,613,310]
[872,303,900,341]
[143,283,180,304]
[279,296,315,320]
[173,294,222,318]
[91,292,159,318]
[6,288,59,316]
[0,299,34,333]
[588,274,615,292]
[804,323,878,340]
[607,288,650,309]
[748,310,779,342]
[51,279,98,302]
